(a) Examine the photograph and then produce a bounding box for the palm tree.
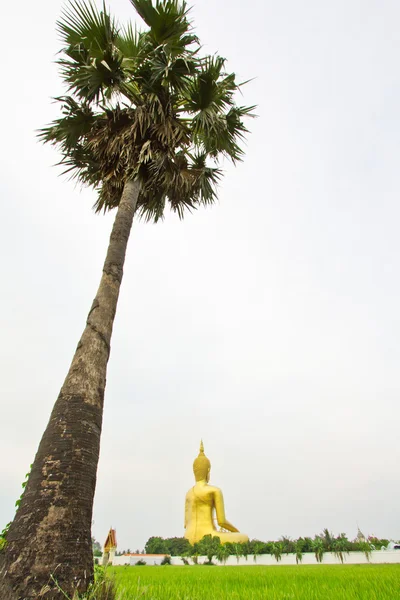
[252,541,265,563]
[197,535,221,564]
[271,542,283,563]
[0,1,253,598]
[312,537,325,563]
[280,535,295,554]
[241,541,250,562]
[216,544,230,566]
[332,534,350,564]
[294,539,304,565]
[233,543,244,564]
[357,541,373,562]
[321,528,334,551]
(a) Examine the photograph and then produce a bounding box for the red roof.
[123,553,168,557]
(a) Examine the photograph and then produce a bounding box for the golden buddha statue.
[184,441,249,545]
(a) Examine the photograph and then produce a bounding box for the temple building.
[102,527,117,566]
[101,528,169,566]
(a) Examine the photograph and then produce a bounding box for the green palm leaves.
[185,57,253,162]
[57,1,124,102]
[130,0,196,49]
[40,0,254,221]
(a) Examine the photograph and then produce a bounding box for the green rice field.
[111,564,400,599]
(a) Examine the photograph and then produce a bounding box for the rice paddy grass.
[111,563,400,599]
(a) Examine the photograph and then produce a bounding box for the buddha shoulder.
[186,483,220,496]
[205,484,221,494]
[195,484,221,497]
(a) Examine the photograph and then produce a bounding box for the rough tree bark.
[0,179,140,600]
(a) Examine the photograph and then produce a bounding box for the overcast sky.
[1,0,400,552]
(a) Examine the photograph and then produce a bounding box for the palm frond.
[40,0,255,221]
[38,96,95,150]
[130,0,195,51]
[59,53,125,102]
[114,23,149,80]
[190,152,222,204]
[184,56,234,112]
[57,1,125,102]
[58,0,118,59]
[192,102,256,162]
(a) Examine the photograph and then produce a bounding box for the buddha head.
[193,440,211,482]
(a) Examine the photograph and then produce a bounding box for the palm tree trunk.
[0,179,140,600]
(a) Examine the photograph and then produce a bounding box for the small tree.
[231,543,243,564]
[368,537,389,550]
[198,535,221,564]
[241,542,250,562]
[163,537,191,557]
[252,541,265,563]
[358,541,373,562]
[271,542,283,563]
[312,537,324,563]
[144,536,166,555]
[321,528,334,551]
[301,537,314,553]
[295,539,304,565]
[332,534,350,564]
[280,536,295,554]
[216,544,230,565]
[190,542,200,565]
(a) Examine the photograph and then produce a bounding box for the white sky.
[1,0,400,551]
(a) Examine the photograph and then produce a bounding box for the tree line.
[144,530,390,564]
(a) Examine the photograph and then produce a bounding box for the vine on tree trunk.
[0,466,32,552]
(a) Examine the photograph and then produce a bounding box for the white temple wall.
[107,550,400,567]
[107,554,169,566]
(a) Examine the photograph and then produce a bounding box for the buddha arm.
[214,489,239,533]
[184,493,189,529]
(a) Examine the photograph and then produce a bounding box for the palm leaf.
[57,0,125,102]
[130,0,194,48]
[58,0,118,59]
[38,96,95,150]
[115,22,142,58]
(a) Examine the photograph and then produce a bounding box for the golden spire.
[199,439,204,453]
